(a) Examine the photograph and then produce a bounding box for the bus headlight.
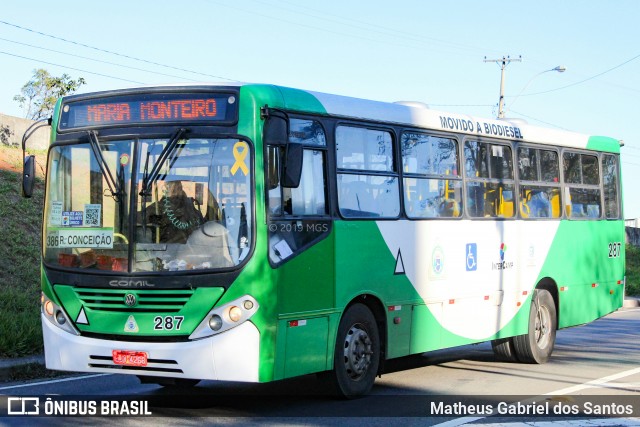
[41,292,79,336]
[44,300,54,316]
[208,315,223,331]
[190,295,259,340]
[55,310,67,325]
[228,306,242,322]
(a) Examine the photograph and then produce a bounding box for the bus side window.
[602,154,620,219]
[464,141,514,218]
[401,132,462,219]
[267,118,331,265]
[518,147,561,219]
[336,125,400,218]
[267,146,283,215]
[563,152,601,219]
[283,150,327,215]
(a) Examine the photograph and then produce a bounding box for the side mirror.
[263,113,288,146]
[22,155,36,198]
[283,143,303,188]
[262,107,303,188]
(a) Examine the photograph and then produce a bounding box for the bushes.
[625,244,640,297]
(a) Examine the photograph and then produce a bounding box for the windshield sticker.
[49,201,63,226]
[273,239,293,259]
[62,211,83,226]
[119,153,130,166]
[231,141,249,176]
[83,204,102,227]
[46,228,114,249]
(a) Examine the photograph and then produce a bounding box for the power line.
[0,37,201,82]
[206,0,424,51]
[0,50,146,84]
[516,53,640,97]
[205,0,485,57]
[250,0,496,55]
[0,20,237,82]
[507,109,568,130]
[430,104,493,107]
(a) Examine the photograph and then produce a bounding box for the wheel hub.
[343,324,373,380]
[534,303,551,348]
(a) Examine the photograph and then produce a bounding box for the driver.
[147,180,204,243]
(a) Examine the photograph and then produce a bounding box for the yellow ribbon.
[230,141,249,176]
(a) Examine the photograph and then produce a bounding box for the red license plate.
[112,350,148,367]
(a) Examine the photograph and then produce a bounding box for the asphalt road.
[1,307,639,426]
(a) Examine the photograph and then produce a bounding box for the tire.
[331,303,380,398]
[513,289,557,364]
[491,337,518,362]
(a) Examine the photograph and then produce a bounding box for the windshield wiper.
[87,130,122,201]
[140,128,188,197]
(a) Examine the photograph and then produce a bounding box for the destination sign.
[59,92,237,130]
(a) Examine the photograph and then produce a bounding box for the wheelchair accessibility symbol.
[466,243,477,271]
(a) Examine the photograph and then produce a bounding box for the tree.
[0,124,14,147]
[13,68,86,120]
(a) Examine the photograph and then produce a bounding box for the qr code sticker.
[84,204,101,227]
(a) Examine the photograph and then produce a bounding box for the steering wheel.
[113,232,129,244]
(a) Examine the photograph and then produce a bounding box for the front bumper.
[42,314,260,382]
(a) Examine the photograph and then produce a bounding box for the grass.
[5,362,72,382]
[0,164,45,358]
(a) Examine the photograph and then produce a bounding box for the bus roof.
[60,82,621,153]
[271,85,621,154]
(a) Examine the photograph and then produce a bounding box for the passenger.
[528,191,551,218]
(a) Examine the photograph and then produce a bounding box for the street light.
[506,66,566,114]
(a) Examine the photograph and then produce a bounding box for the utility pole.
[484,55,521,118]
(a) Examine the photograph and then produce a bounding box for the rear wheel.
[332,303,380,398]
[491,337,518,361]
[513,289,557,364]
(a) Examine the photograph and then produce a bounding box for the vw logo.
[124,293,137,307]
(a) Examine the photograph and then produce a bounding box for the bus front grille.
[73,288,194,313]
[88,355,183,373]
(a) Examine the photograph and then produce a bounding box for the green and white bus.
[23,83,625,397]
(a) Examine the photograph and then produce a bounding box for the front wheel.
[513,289,557,364]
[332,303,380,398]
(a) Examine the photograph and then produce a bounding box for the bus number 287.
[608,242,622,258]
[154,316,184,330]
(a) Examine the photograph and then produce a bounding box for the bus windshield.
[43,136,252,273]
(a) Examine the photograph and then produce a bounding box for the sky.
[1,0,639,217]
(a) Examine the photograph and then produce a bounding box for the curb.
[0,355,45,381]
[623,296,640,308]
